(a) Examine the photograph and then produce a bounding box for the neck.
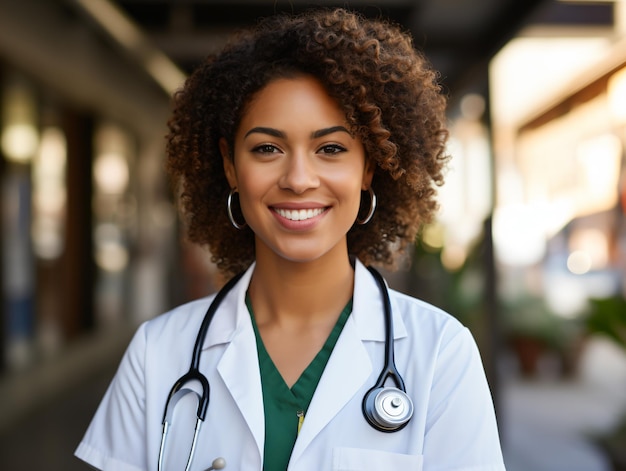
[248,250,354,327]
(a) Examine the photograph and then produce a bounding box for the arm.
[75,323,149,471]
[423,328,505,470]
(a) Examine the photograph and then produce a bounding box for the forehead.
[237,75,348,134]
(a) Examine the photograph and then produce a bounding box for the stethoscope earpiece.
[363,386,414,432]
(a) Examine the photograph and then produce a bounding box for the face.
[222,75,373,266]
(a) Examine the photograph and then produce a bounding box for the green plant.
[593,413,626,471]
[586,296,626,351]
[586,295,626,471]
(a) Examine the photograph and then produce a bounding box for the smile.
[273,207,327,221]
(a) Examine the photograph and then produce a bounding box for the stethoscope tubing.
[158,265,412,469]
[158,272,243,471]
[365,266,406,391]
[161,271,245,426]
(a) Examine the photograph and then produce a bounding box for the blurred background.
[0,0,625,469]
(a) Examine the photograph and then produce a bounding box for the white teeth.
[274,208,325,221]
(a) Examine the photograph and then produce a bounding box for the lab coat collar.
[201,259,408,347]
[351,259,408,341]
[201,262,256,350]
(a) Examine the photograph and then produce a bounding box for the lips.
[272,207,327,221]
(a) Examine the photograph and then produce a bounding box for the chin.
[278,251,328,264]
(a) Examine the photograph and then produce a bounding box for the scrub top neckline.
[246,293,352,392]
[246,292,352,471]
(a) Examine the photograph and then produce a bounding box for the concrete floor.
[502,379,615,471]
[0,327,132,471]
[501,336,626,471]
[1,365,115,471]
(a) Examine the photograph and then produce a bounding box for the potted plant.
[502,295,583,377]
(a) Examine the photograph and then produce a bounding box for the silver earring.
[356,187,376,225]
[227,188,247,229]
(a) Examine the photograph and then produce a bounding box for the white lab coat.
[75,260,505,471]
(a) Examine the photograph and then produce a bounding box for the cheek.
[330,169,366,198]
[235,172,268,215]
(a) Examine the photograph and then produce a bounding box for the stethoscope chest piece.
[363,386,414,432]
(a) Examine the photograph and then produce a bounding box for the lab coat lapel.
[211,265,265,462]
[217,321,264,459]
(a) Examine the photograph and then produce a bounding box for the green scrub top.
[246,294,352,471]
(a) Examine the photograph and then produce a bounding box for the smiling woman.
[166,9,450,278]
[221,76,371,268]
[76,8,505,471]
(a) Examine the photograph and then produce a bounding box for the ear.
[220,138,237,188]
[362,158,375,190]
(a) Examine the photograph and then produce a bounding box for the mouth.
[272,207,328,221]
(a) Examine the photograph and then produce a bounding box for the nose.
[278,152,320,194]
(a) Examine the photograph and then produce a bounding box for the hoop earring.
[356,187,377,225]
[227,188,247,229]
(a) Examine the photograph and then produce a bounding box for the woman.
[76,8,505,471]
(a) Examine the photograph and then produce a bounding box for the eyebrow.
[243,125,352,140]
[311,126,352,139]
[244,127,286,139]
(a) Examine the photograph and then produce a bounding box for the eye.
[318,144,347,155]
[252,144,280,154]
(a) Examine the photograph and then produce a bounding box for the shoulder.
[352,260,467,346]
[387,286,451,317]
[389,287,463,330]
[130,265,255,356]
[388,287,469,348]
[134,295,217,347]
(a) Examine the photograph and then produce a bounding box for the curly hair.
[166,8,449,277]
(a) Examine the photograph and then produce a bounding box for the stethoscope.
[158,266,413,471]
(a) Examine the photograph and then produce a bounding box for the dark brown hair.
[166,8,449,277]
